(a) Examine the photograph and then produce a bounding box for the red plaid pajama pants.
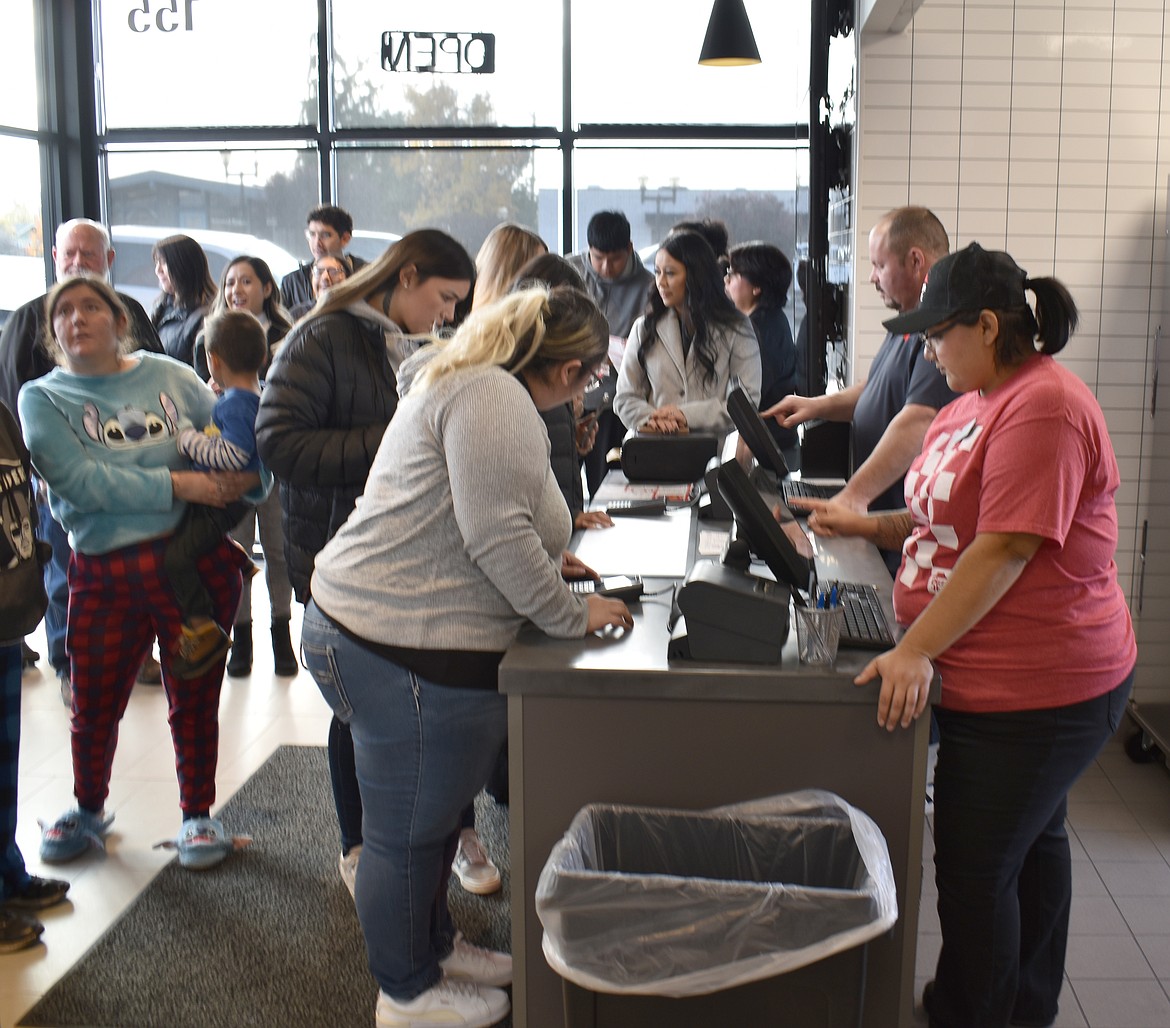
[66,534,246,817]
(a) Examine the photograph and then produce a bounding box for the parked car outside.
[344,229,402,266]
[110,225,300,310]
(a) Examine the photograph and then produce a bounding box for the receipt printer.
[672,559,791,663]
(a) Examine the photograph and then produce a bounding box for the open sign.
[381,32,496,75]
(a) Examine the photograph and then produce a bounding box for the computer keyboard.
[782,479,841,505]
[836,581,896,650]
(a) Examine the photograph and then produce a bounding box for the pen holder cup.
[794,606,844,666]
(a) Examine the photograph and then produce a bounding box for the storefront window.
[98,0,319,129]
[105,146,318,307]
[574,144,807,249]
[0,137,47,315]
[331,0,562,130]
[335,144,559,257]
[88,1,810,267]
[0,0,38,130]
[573,144,808,327]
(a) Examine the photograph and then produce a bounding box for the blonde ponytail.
[415,285,607,392]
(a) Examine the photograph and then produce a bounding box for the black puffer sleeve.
[256,313,393,489]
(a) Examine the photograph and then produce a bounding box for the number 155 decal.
[127,0,200,33]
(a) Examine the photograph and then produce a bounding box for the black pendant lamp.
[698,0,762,66]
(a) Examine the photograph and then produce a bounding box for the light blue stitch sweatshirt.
[19,352,269,555]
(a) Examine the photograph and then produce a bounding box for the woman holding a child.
[18,276,265,871]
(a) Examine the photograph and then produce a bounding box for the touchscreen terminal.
[727,386,790,478]
[715,458,813,595]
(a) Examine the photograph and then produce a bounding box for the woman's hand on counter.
[586,594,633,633]
[855,644,933,731]
[575,510,615,530]
[641,405,688,434]
[561,550,598,580]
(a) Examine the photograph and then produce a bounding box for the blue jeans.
[927,669,1133,1028]
[300,602,508,1000]
[39,499,70,673]
[328,714,364,854]
[1,644,30,899]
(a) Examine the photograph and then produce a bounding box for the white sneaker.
[440,932,512,987]
[339,844,361,899]
[452,829,501,895]
[375,979,509,1027]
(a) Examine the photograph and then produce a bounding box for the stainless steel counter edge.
[500,588,932,705]
[501,511,942,704]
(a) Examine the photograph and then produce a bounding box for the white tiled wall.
[856,0,1170,701]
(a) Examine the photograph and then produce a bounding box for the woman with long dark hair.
[197,254,293,376]
[614,229,760,434]
[256,229,475,899]
[151,234,217,367]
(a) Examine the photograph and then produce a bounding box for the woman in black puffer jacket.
[151,235,216,368]
[255,229,474,890]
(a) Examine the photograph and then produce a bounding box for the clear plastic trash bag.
[536,789,898,997]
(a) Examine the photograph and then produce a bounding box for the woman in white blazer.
[614,229,760,435]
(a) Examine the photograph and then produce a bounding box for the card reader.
[606,498,667,517]
[569,576,645,602]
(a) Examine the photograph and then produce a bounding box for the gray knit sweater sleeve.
[309,366,589,651]
[442,373,586,635]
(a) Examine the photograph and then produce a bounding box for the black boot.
[271,618,298,677]
[20,639,40,668]
[226,622,252,678]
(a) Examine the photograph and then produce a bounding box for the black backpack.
[0,401,50,643]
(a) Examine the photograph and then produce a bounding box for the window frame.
[60,1,809,257]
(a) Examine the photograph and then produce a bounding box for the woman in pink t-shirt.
[795,243,1135,1028]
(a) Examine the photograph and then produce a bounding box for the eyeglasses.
[724,268,737,279]
[923,318,962,355]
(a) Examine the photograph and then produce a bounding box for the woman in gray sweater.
[301,286,632,1028]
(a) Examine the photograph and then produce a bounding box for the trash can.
[536,790,897,1027]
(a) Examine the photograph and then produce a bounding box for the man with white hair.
[0,218,163,697]
[1,219,160,411]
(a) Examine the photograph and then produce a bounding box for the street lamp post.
[218,150,255,231]
[639,177,680,242]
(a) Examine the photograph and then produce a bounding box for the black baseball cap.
[883,242,1028,335]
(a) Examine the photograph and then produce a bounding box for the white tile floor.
[1,601,332,1028]
[911,730,1170,1028]
[4,600,1170,1027]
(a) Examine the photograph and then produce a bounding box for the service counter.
[500,511,937,1027]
